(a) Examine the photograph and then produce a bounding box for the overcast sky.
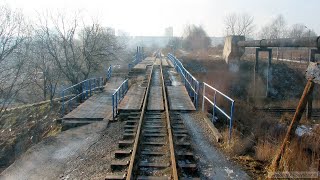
[2,0,319,37]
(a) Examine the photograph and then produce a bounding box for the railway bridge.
[2,35,320,179]
[57,50,236,179]
[1,48,242,179]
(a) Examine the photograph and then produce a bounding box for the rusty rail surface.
[126,58,178,179]
[125,64,154,179]
[160,57,179,180]
[106,55,199,179]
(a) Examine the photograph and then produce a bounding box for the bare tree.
[36,11,124,87]
[289,24,317,38]
[182,25,211,51]
[0,5,30,117]
[289,24,306,38]
[303,29,317,38]
[27,31,61,105]
[259,14,287,60]
[270,14,287,39]
[79,24,124,78]
[259,15,287,39]
[167,37,182,54]
[224,13,255,37]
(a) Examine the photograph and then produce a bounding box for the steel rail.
[126,64,154,180]
[126,56,179,179]
[160,56,179,180]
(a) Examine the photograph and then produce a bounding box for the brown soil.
[59,120,125,179]
[0,101,61,173]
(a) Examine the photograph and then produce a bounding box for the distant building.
[125,36,224,49]
[164,27,173,37]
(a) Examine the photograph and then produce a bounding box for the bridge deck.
[63,76,125,120]
[161,58,169,66]
[133,57,154,70]
[118,84,146,111]
[167,59,174,67]
[147,86,164,111]
[167,86,196,111]
[154,58,161,65]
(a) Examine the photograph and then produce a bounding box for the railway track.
[106,56,199,179]
[256,108,320,117]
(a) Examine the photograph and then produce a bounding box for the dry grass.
[277,137,318,172]
[221,128,255,156]
[255,139,278,162]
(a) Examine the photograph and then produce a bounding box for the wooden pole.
[270,80,314,172]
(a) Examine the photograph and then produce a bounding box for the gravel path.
[181,112,250,180]
[0,120,124,180]
[60,121,125,179]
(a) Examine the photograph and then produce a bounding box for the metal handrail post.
[212,91,217,122]
[229,101,235,143]
[202,84,205,112]
[110,65,112,75]
[89,79,92,96]
[61,90,65,116]
[195,81,199,109]
[191,78,194,100]
[118,87,120,101]
[112,94,115,120]
[86,80,89,98]
[126,80,128,92]
[82,82,85,100]
[120,85,122,99]
[115,92,118,114]
[68,99,71,112]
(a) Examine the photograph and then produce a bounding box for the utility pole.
[304,26,313,120]
[305,26,311,63]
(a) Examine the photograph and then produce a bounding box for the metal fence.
[61,77,104,116]
[106,65,112,81]
[128,46,144,70]
[128,53,143,70]
[167,53,200,108]
[202,82,235,142]
[168,53,235,142]
[112,79,129,120]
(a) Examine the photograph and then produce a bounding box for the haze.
[2,0,320,37]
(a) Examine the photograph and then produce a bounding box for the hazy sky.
[1,0,319,37]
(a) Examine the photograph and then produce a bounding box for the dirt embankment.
[0,102,61,172]
[175,52,319,178]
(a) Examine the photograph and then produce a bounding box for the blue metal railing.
[61,77,104,116]
[202,82,235,143]
[106,65,112,81]
[128,54,141,70]
[128,48,144,70]
[167,53,200,108]
[168,53,235,142]
[112,79,129,120]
